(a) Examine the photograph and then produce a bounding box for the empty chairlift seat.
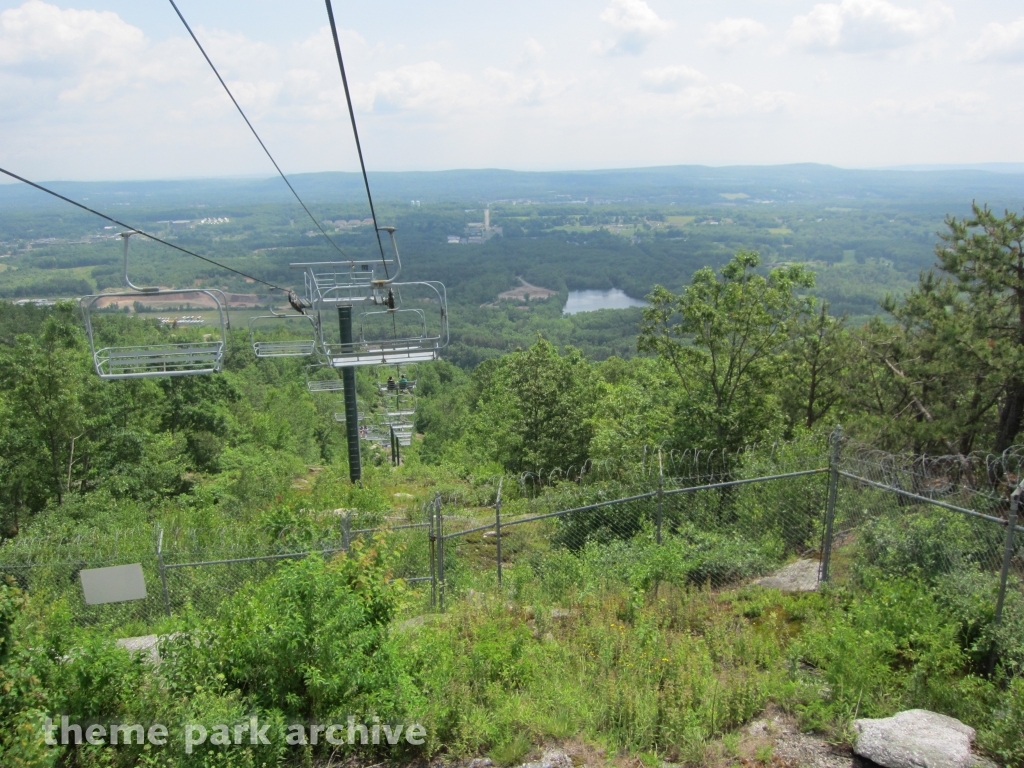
[334,411,365,424]
[307,378,346,394]
[79,233,229,380]
[249,312,319,358]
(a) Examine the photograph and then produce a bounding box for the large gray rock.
[116,633,179,664]
[854,710,975,768]
[753,558,820,592]
[519,749,572,768]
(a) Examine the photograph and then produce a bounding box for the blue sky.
[1,0,1023,180]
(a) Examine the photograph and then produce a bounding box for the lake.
[563,289,648,315]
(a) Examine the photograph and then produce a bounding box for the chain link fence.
[0,509,436,629]
[827,440,1017,582]
[434,444,831,605]
[2,431,1021,670]
[829,434,1024,671]
[431,432,1022,671]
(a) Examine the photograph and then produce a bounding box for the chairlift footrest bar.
[334,412,366,423]
[94,342,224,379]
[253,341,318,358]
[308,380,346,392]
[329,349,437,367]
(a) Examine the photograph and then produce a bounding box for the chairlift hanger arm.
[120,235,234,329]
[122,232,158,293]
[374,227,402,285]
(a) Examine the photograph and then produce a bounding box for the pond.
[563,289,648,315]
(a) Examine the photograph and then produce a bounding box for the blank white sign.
[80,564,147,605]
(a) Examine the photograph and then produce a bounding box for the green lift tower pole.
[338,306,361,483]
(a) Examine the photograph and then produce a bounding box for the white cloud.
[703,18,769,52]
[358,62,563,114]
[359,61,473,114]
[634,78,796,120]
[522,38,546,64]
[787,0,952,53]
[0,1,370,176]
[872,89,990,117]
[677,83,794,119]
[485,68,563,107]
[0,0,145,67]
[964,17,1024,64]
[594,0,672,56]
[1,0,1021,178]
[0,0,154,103]
[641,65,706,93]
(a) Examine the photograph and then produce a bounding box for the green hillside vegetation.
[1,201,1023,766]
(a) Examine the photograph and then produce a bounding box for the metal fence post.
[991,479,1023,673]
[429,500,437,610]
[436,493,445,613]
[656,449,664,545]
[495,478,504,587]
[820,425,842,583]
[342,511,351,552]
[157,528,171,618]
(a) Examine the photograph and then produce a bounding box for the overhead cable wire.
[324,0,390,278]
[0,167,288,293]
[166,0,351,264]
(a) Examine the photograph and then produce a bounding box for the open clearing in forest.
[496,277,558,303]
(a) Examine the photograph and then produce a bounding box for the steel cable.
[0,166,289,293]
[167,0,352,265]
[324,0,390,278]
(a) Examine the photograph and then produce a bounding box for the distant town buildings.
[325,218,374,229]
[448,207,502,245]
[157,315,204,326]
[154,218,230,229]
[14,298,57,307]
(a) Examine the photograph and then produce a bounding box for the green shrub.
[979,677,1024,765]
[0,581,54,768]
[858,507,982,580]
[206,543,418,729]
[789,577,999,740]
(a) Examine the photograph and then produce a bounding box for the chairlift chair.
[362,425,390,445]
[379,379,417,395]
[333,411,366,424]
[309,379,346,393]
[79,232,229,380]
[382,414,414,438]
[290,228,449,367]
[248,305,319,358]
[380,387,416,415]
[303,361,346,394]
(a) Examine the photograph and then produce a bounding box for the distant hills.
[1,163,1023,210]
[880,163,1024,174]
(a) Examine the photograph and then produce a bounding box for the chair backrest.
[249,313,319,358]
[80,288,229,380]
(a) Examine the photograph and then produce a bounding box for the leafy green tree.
[0,306,91,510]
[638,251,814,453]
[934,206,1024,452]
[589,356,675,467]
[471,337,597,474]
[853,206,1024,454]
[781,301,850,431]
